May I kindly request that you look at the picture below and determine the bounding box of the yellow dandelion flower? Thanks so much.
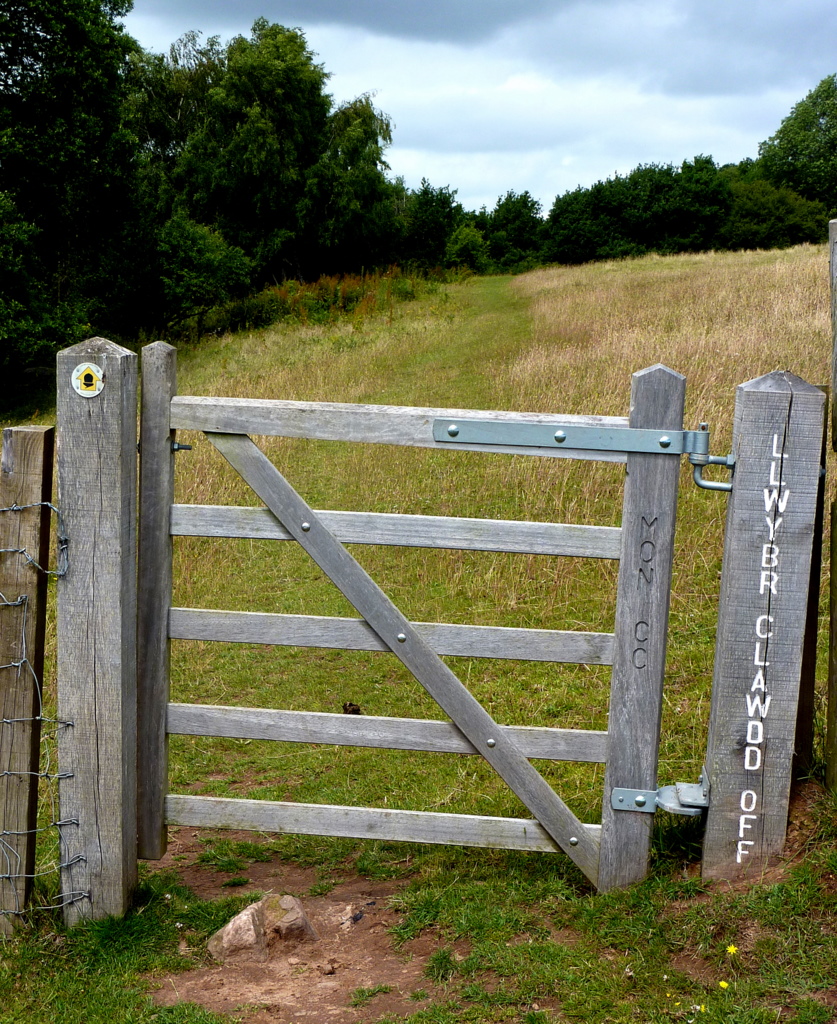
[726,944,738,955]
[719,980,729,990]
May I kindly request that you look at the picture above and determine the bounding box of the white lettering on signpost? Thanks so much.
[735,433,789,863]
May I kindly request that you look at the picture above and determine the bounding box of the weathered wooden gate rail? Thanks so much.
[50,336,826,923]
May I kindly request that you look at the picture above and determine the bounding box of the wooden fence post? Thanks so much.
[137,342,177,860]
[827,219,837,793]
[0,427,54,935]
[57,338,138,924]
[597,364,685,891]
[702,371,825,880]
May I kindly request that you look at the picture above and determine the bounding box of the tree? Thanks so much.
[542,157,732,264]
[445,224,489,272]
[0,0,140,388]
[171,19,332,281]
[716,176,827,250]
[400,179,463,269]
[485,190,543,270]
[300,94,398,274]
[759,74,837,214]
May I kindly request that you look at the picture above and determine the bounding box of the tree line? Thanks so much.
[2,0,836,407]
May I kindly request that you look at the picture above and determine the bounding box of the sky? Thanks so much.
[122,0,837,213]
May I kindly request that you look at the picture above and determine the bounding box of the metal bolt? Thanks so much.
[301,522,311,532]
[554,430,567,443]
[569,836,578,847]
[396,633,407,643]
[617,795,625,804]
[447,424,459,437]
[486,738,496,748]
[634,794,647,807]
[658,436,672,449]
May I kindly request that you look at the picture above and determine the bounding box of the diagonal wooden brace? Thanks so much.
[208,432,600,884]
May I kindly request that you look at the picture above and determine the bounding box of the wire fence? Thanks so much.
[0,501,87,924]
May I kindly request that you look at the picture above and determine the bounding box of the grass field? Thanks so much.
[2,245,837,1023]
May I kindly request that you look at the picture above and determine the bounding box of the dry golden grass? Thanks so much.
[507,246,830,430]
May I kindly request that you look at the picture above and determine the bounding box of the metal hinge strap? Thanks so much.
[433,419,711,456]
[611,770,710,817]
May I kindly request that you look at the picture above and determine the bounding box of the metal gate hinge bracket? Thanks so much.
[612,769,710,817]
[432,417,733,492]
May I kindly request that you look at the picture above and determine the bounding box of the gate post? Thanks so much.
[137,342,177,860]
[598,364,685,891]
[0,427,54,934]
[57,338,138,923]
[702,371,825,880]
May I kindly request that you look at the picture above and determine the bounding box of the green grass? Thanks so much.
[5,248,837,1022]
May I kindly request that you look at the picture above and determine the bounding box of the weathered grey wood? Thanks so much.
[0,427,53,935]
[208,432,601,883]
[168,703,610,761]
[794,396,826,777]
[829,498,837,793]
[169,608,615,665]
[137,342,177,860]
[597,365,685,891]
[702,372,825,880]
[830,220,837,448]
[828,219,837,791]
[172,397,629,462]
[57,339,138,924]
[166,794,601,853]
[171,505,622,559]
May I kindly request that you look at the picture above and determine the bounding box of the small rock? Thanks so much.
[318,961,336,975]
[207,902,267,962]
[264,893,319,943]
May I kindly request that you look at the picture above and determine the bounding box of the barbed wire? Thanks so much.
[0,500,88,924]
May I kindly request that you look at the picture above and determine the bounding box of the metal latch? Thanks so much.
[432,418,734,491]
[611,769,710,817]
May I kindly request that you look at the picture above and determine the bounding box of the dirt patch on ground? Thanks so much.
[147,828,455,1022]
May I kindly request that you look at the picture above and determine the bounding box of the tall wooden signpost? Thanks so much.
[702,371,825,879]
[56,339,138,924]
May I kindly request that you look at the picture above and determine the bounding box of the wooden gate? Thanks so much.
[133,342,685,893]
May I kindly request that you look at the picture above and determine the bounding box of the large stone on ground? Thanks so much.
[207,894,318,962]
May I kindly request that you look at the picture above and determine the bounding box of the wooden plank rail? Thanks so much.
[170,505,622,558]
[171,397,630,462]
[166,793,602,854]
[169,609,615,664]
[167,703,610,761]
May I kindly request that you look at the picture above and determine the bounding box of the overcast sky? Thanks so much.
[122,1,836,213]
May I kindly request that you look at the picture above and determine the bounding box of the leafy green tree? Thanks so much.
[716,176,827,250]
[445,224,489,272]
[0,0,140,387]
[543,157,732,264]
[157,213,251,334]
[301,94,398,274]
[485,190,544,270]
[401,179,463,269]
[170,19,332,280]
[759,74,837,214]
